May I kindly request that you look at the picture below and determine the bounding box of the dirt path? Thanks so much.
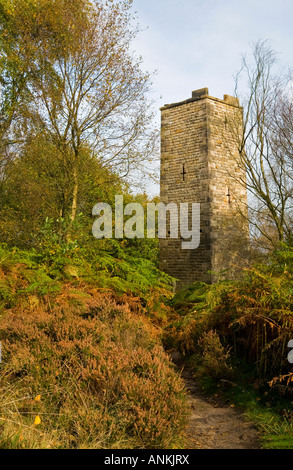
[180,367,260,449]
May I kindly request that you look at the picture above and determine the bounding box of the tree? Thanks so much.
[0,0,30,169]
[232,40,293,250]
[0,0,157,222]
[0,132,124,247]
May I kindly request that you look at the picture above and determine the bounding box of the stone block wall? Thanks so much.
[159,88,249,288]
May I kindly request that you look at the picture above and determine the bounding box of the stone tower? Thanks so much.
[159,88,249,288]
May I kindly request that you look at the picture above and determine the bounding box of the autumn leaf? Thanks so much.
[34,415,41,426]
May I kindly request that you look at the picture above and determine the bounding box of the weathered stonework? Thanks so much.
[159,88,249,288]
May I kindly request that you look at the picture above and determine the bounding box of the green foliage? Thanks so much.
[0,134,124,248]
[195,330,234,380]
[167,282,210,315]
[209,370,293,449]
[165,250,293,381]
[0,236,173,313]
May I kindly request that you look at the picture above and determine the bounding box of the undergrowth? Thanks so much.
[162,244,293,449]
[0,242,187,449]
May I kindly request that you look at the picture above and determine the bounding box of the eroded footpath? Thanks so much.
[181,368,260,449]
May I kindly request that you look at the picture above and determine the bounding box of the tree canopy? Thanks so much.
[0,0,156,243]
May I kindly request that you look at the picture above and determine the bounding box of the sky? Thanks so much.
[132,0,293,110]
[130,0,293,195]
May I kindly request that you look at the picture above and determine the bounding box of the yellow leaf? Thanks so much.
[34,415,41,426]
[34,395,41,402]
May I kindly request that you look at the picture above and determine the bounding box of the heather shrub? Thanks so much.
[0,290,187,449]
[196,330,234,380]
